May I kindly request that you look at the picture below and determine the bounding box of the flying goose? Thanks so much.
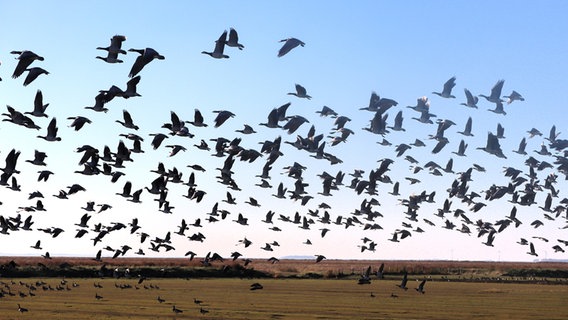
[277,37,305,57]
[11,50,44,78]
[128,47,165,77]
[432,76,456,98]
[202,30,229,59]
[226,27,244,50]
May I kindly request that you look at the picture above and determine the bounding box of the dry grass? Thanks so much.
[1,277,568,319]
[2,256,567,277]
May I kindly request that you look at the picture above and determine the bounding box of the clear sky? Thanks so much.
[0,1,567,262]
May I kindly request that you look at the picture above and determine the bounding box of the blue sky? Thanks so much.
[0,1,567,262]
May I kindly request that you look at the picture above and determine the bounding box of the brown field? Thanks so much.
[1,277,568,319]
[1,257,568,319]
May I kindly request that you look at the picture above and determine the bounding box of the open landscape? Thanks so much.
[2,2,568,319]
[1,257,568,319]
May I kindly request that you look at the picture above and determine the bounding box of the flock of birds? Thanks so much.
[0,28,567,276]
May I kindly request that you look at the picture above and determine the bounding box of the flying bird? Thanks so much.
[128,48,165,77]
[11,50,44,79]
[202,30,229,59]
[277,37,305,57]
[226,28,244,50]
[432,76,456,98]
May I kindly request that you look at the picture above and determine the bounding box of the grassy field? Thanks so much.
[1,277,568,319]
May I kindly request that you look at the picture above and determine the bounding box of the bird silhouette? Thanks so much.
[277,37,305,57]
[128,48,165,78]
[202,30,229,59]
[226,28,244,50]
[432,76,456,98]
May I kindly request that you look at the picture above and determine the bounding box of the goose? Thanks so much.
[149,133,169,149]
[123,76,142,98]
[18,304,29,313]
[212,110,235,127]
[415,279,426,293]
[360,91,398,113]
[68,183,86,194]
[396,272,408,290]
[115,109,139,130]
[388,110,405,131]
[483,231,496,246]
[452,140,468,157]
[527,128,542,138]
[75,212,94,228]
[316,105,338,117]
[245,197,260,207]
[202,30,229,59]
[496,123,505,139]
[23,67,49,86]
[488,100,506,115]
[116,181,132,198]
[477,132,506,158]
[96,51,123,63]
[236,124,256,134]
[96,35,127,55]
[460,88,479,108]
[357,266,372,284]
[188,109,207,127]
[432,76,456,98]
[480,79,505,104]
[25,90,49,117]
[315,255,326,263]
[67,116,92,131]
[37,117,61,141]
[30,240,42,250]
[26,150,48,166]
[226,27,244,50]
[259,108,282,129]
[457,116,474,136]
[84,92,108,113]
[250,282,263,290]
[545,125,560,143]
[165,145,187,157]
[128,48,165,77]
[283,115,309,134]
[288,84,311,99]
[37,170,53,182]
[277,37,305,57]
[11,50,44,78]
[3,105,41,129]
[527,242,538,256]
[503,90,524,104]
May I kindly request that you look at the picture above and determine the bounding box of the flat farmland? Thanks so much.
[1,278,568,319]
[1,258,568,319]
